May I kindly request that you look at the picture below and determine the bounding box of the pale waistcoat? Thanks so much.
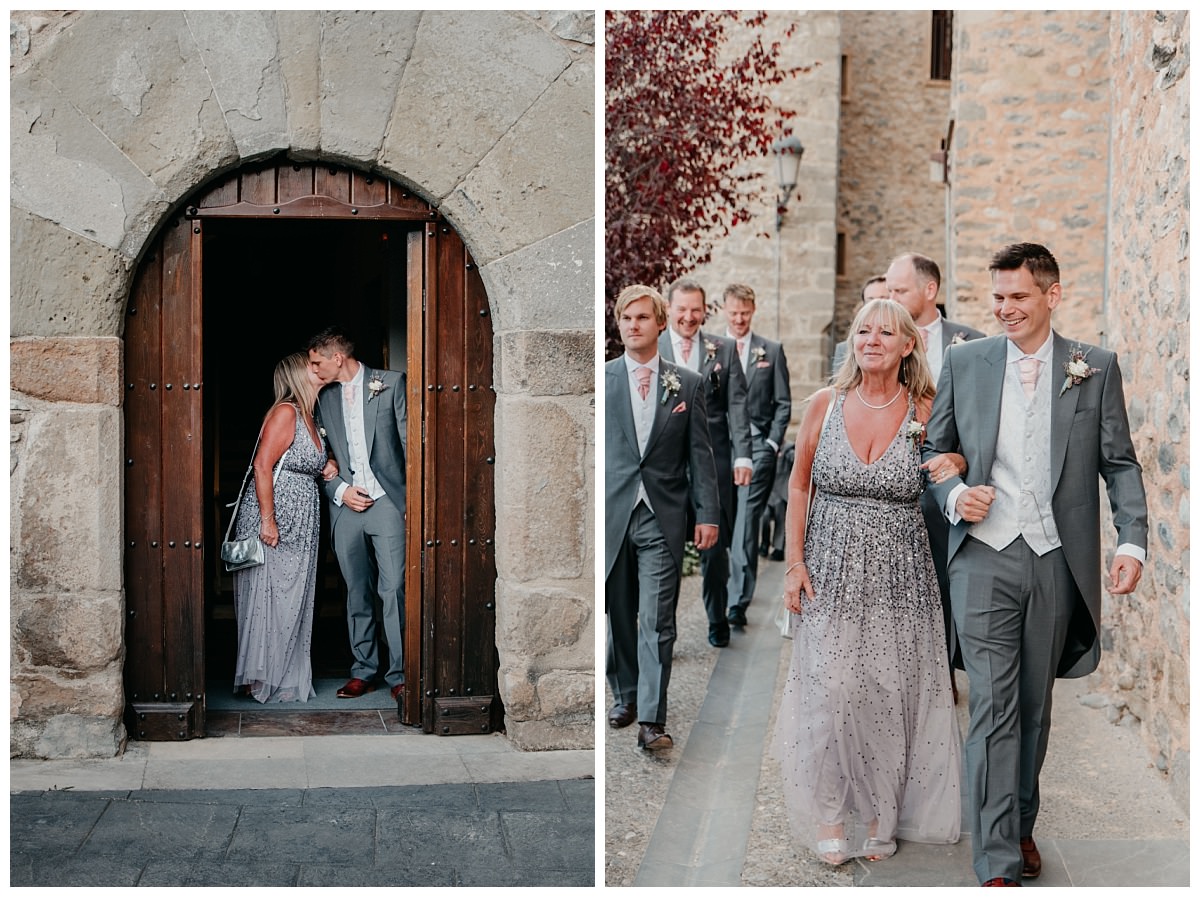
[341,366,385,501]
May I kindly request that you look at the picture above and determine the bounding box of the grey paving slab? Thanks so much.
[226,805,378,865]
[375,809,510,868]
[134,786,306,806]
[10,793,110,854]
[301,782,479,811]
[10,852,145,887]
[1055,838,1190,887]
[476,778,567,811]
[559,776,595,811]
[77,799,241,860]
[456,861,595,887]
[297,862,455,886]
[500,809,595,870]
[138,858,302,887]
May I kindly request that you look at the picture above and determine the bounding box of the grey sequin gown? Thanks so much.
[233,405,325,703]
[775,392,961,858]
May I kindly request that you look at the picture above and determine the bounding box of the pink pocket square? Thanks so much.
[672,401,687,414]
[755,360,771,368]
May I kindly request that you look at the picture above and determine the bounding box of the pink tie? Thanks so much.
[680,336,693,363]
[346,382,358,407]
[920,325,932,350]
[635,366,652,401]
[737,339,745,356]
[1018,356,1041,398]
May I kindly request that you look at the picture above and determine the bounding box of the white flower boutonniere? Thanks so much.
[951,331,969,346]
[319,426,327,438]
[905,419,926,448]
[704,339,718,363]
[751,346,767,364]
[660,368,682,405]
[1059,346,1100,397]
[367,375,387,401]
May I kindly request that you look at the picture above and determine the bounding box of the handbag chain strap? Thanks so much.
[223,408,295,544]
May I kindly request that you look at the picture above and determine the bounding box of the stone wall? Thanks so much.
[1097,10,1190,811]
[690,10,841,423]
[835,11,950,347]
[948,11,1112,337]
[10,9,595,757]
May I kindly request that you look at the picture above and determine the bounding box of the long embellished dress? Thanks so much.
[233,405,325,703]
[775,392,961,859]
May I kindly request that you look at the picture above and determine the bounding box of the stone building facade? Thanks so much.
[10,10,595,758]
[693,10,1189,807]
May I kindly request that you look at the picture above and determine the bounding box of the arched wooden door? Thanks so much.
[123,159,499,738]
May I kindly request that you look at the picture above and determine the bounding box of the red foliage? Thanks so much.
[605,10,808,357]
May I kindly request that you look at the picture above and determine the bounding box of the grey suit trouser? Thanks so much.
[330,492,406,688]
[606,502,679,726]
[727,434,777,613]
[950,535,1074,884]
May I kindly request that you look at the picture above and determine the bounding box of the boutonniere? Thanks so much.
[367,375,387,401]
[751,346,767,364]
[319,426,327,438]
[1059,346,1100,397]
[951,331,968,346]
[704,339,718,363]
[905,419,926,448]
[660,368,682,405]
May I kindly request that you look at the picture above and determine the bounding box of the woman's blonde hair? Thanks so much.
[830,298,936,402]
[272,352,319,419]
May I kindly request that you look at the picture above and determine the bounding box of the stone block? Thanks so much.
[10,210,134,339]
[186,11,289,158]
[13,591,124,672]
[11,713,125,760]
[478,219,594,330]
[10,70,168,259]
[379,10,572,200]
[444,54,593,261]
[27,10,239,205]
[318,10,421,163]
[495,581,591,660]
[13,405,122,592]
[495,330,593,397]
[11,664,125,721]
[11,337,122,405]
[275,11,322,153]
[504,716,592,752]
[533,669,594,718]
[492,396,588,581]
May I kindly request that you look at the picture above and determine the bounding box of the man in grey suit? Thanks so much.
[923,243,1148,886]
[606,285,719,750]
[888,252,987,697]
[308,327,407,707]
[659,278,752,648]
[720,283,792,627]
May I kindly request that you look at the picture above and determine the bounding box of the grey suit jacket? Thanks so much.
[604,357,719,581]
[922,332,1148,677]
[738,332,792,449]
[833,317,984,375]
[659,329,751,532]
[316,366,408,534]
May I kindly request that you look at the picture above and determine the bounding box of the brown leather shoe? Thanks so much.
[981,878,1020,886]
[637,723,673,751]
[608,702,637,729]
[1020,836,1041,878]
[336,678,376,698]
[390,683,404,701]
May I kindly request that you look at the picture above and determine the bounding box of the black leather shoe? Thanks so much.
[637,723,673,750]
[727,606,748,627]
[770,549,785,561]
[608,702,637,729]
[708,625,729,647]
[758,543,770,557]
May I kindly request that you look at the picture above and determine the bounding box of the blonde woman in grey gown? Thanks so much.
[776,299,964,865]
[233,352,336,703]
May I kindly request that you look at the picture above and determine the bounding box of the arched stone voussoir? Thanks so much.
[378,9,574,202]
[27,10,240,211]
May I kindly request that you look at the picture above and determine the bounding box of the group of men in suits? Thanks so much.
[605,278,791,750]
[606,242,1148,888]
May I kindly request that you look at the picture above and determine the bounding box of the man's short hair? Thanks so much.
[666,277,706,304]
[614,284,668,327]
[860,275,887,302]
[989,242,1060,293]
[898,252,941,291]
[307,326,355,358]
[723,283,756,306]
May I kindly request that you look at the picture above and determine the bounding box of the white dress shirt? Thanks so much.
[921,320,945,382]
[334,364,385,506]
[623,352,659,511]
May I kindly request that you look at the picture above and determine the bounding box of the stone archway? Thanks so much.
[10,9,595,758]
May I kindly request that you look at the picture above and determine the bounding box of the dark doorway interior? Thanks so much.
[201,218,414,695]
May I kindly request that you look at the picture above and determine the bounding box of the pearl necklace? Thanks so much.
[855,384,904,410]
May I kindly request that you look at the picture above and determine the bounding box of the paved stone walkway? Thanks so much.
[606,558,1189,887]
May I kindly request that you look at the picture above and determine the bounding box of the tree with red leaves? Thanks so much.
[605,10,806,357]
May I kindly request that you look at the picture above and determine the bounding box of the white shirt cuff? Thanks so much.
[945,483,969,524]
[733,458,753,470]
[766,438,779,453]
[334,482,349,506]
[1115,543,1147,564]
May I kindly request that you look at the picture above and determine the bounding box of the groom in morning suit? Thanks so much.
[308,327,408,708]
[659,277,752,648]
[922,243,1147,886]
[606,285,720,750]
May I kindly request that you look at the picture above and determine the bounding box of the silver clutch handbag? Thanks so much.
[221,426,288,574]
